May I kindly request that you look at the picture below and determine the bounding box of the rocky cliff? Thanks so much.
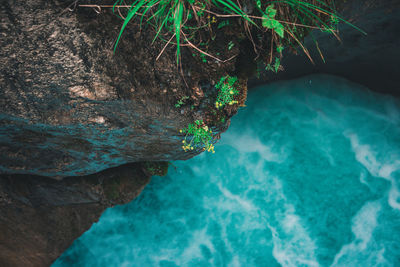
[0,0,241,178]
[1,0,399,266]
[0,0,244,265]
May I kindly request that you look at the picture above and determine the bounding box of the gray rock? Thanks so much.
[0,163,151,266]
[0,0,233,178]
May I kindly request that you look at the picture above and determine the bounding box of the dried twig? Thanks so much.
[156,34,176,61]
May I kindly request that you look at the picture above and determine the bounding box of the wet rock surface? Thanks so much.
[250,0,400,96]
[0,163,151,266]
[0,0,239,178]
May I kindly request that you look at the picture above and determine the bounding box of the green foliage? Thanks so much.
[330,14,339,26]
[215,75,239,109]
[174,2,184,63]
[142,161,169,176]
[262,4,284,38]
[266,57,281,73]
[217,20,230,29]
[180,120,214,153]
[200,53,207,63]
[276,45,284,53]
[192,51,208,62]
[112,0,365,73]
[113,0,255,63]
[109,0,358,75]
[321,14,340,33]
[228,41,235,50]
[175,96,189,108]
[107,0,367,155]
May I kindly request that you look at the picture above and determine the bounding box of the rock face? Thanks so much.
[0,1,243,265]
[0,163,151,266]
[0,0,239,178]
[250,0,400,96]
[1,0,398,266]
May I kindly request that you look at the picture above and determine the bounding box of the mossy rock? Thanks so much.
[141,161,169,177]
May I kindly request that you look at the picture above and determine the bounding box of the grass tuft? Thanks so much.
[111,0,364,66]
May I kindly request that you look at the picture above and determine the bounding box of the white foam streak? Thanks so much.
[267,178,320,267]
[347,133,400,210]
[222,132,285,163]
[217,183,257,212]
[181,228,214,262]
[331,200,382,267]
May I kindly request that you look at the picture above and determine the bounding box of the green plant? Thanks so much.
[142,161,169,176]
[266,57,281,73]
[215,75,239,109]
[217,20,230,29]
[277,45,284,54]
[321,14,339,33]
[175,95,189,108]
[113,0,254,63]
[111,0,365,66]
[180,120,214,153]
[200,53,208,63]
[262,4,285,37]
[228,41,235,50]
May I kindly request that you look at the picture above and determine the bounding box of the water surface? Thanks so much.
[54,75,400,266]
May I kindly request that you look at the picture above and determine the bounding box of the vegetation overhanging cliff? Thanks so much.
[2,0,398,266]
[0,0,348,178]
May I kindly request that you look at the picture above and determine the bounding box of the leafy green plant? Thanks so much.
[256,0,365,64]
[321,14,339,33]
[262,4,285,38]
[175,96,189,108]
[200,53,208,63]
[217,20,230,29]
[266,57,281,73]
[113,0,254,63]
[277,45,284,54]
[109,0,366,87]
[111,0,365,66]
[180,120,214,153]
[215,75,239,109]
[228,41,235,50]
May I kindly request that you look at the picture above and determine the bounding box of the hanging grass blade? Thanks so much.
[174,1,184,63]
[112,0,125,19]
[114,0,146,53]
[293,0,367,35]
[267,0,366,35]
[139,0,159,29]
[152,9,172,43]
[213,0,256,26]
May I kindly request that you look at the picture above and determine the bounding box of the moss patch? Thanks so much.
[141,161,169,177]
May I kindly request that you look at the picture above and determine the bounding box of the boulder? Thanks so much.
[0,0,237,178]
[0,163,151,266]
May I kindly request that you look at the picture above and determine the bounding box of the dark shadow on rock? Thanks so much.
[249,0,400,96]
[0,162,151,266]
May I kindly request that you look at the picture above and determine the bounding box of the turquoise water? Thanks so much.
[54,75,400,266]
